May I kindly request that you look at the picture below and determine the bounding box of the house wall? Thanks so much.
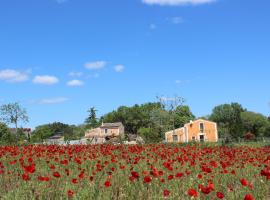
[165,119,218,143]
[185,120,218,142]
[165,128,185,143]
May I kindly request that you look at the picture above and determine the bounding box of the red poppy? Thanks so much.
[104,180,111,187]
[240,178,249,186]
[168,175,174,180]
[216,192,225,199]
[144,176,151,184]
[188,188,198,198]
[24,164,35,174]
[131,171,139,179]
[38,176,50,182]
[244,194,255,200]
[67,190,74,198]
[53,172,61,178]
[163,189,170,197]
[72,178,78,184]
[22,173,30,181]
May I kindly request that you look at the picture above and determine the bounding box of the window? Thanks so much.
[104,129,108,134]
[173,135,178,142]
[192,136,196,142]
[200,135,205,142]
[199,123,204,133]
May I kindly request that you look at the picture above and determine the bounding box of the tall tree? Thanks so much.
[241,111,268,137]
[157,95,185,131]
[0,102,29,141]
[85,107,99,129]
[174,105,196,128]
[210,103,245,138]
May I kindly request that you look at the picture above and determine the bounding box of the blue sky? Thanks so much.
[0,0,270,128]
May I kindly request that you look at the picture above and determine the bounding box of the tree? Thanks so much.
[209,103,245,138]
[174,105,196,128]
[85,107,99,129]
[0,102,29,141]
[0,122,16,144]
[241,111,268,137]
[157,95,185,131]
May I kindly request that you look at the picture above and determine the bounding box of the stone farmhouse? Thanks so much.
[85,122,125,144]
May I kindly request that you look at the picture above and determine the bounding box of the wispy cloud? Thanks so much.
[169,17,184,24]
[142,0,216,6]
[0,69,29,83]
[114,65,125,73]
[67,79,84,87]
[33,75,59,85]
[38,97,69,105]
[175,80,191,85]
[68,71,83,77]
[85,61,107,70]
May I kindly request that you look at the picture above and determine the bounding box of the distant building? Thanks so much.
[165,119,218,143]
[46,134,65,144]
[85,122,125,144]
[9,128,32,139]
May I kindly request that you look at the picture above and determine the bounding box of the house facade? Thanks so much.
[46,134,65,144]
[165,119,218,143]
[85,122,125,144]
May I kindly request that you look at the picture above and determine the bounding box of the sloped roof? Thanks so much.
[101,122,123,128]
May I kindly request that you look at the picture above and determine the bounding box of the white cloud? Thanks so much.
[85,61,107,70]
[33,75,59,85]
[170,17,184,24]
[68,71,83,77]
[67,79,84,87]
[0,69,29,83]
[142,0,216,6]
[39,97,69,104]
[175,80,191,85]
[114,65,125,73]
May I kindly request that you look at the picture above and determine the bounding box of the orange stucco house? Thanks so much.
[165,119,218,143]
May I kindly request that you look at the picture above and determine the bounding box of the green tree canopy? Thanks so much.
[209,103,245,138]
[241,111,269,137]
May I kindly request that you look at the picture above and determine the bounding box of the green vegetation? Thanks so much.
[0,99,270,144]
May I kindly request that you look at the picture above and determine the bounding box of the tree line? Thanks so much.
[0,100,270,144]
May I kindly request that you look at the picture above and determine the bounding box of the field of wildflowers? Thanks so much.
[0,144,269,199]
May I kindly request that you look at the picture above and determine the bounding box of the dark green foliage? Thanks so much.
[0,122,16,144]
[101,102,195,142]
[31,122,86,142]
[85,107,100,129]
[210,103,245,138]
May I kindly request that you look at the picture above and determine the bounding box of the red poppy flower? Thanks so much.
[240,178,249,186]
[22,173,30,181]
[216,192,225,199]
[244,194,254,200]
[104,180,111,187]
[188,188,198,197]
[24,164,35,174]
[144,176,151,184]
[53,172,61,178]
[168,175,174,180]
[72,178,78,184]
[67,190,74,198]
[163,189,170,197]
[131,171,139,179]
[38,176,50,182]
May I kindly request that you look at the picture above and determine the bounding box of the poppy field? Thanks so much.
[0,144,269,200]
